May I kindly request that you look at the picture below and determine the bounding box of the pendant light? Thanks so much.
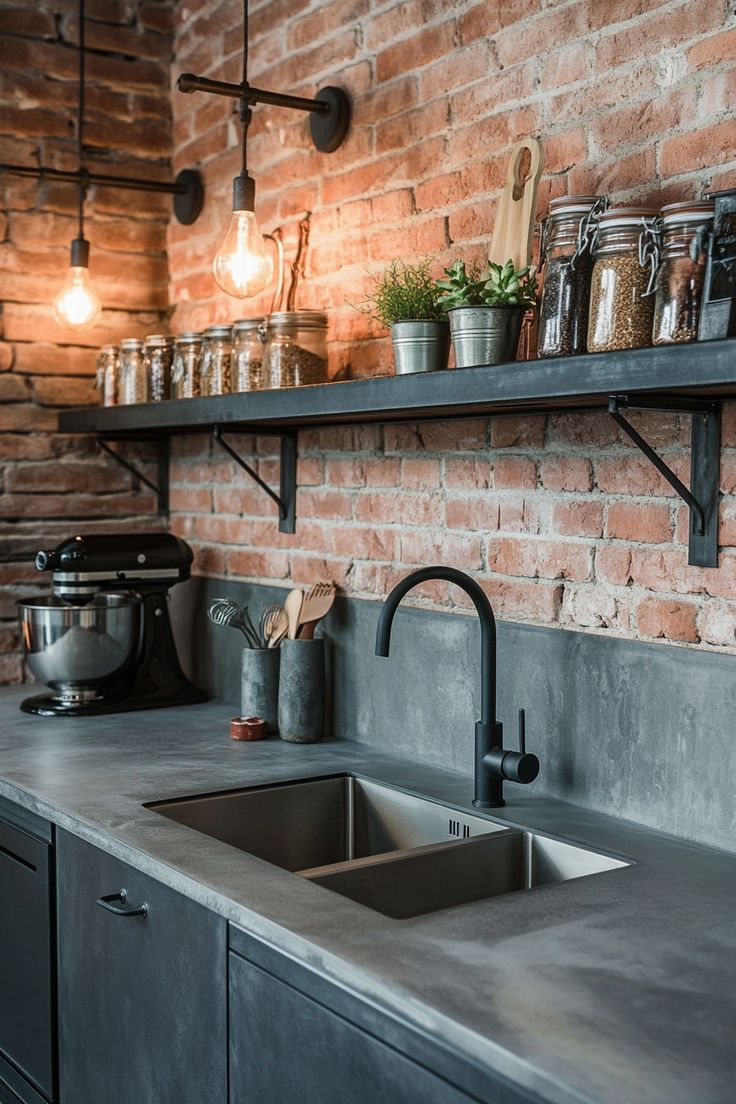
[177,0,352,301]
[212,4,272,299]
[52,0,101,332]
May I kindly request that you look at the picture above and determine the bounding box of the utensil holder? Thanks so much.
[241,647,280,734]
[278,638,325,744]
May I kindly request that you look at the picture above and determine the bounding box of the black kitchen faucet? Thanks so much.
[375,566,540,808]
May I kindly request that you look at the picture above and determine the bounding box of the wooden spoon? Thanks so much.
[297,582,335,639]
[284,588,304,641]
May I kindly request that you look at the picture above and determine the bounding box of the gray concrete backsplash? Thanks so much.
[172,576,736,853]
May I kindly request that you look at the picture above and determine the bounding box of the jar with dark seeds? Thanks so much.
[538,195,606,359]
[652,200,714,346]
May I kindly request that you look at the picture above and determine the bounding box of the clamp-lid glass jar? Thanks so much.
[587,207,659,353]
[118,338,147,405]
[538,195,607,358]
[95,344,119,407]
[264,311,328,388]
[171,332,203,399]
[232,317,267,392]
[200,325,233,396]
[652,200,714,346]
[144,333,174,402]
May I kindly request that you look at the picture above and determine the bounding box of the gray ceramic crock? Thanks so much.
[277,638,325,744]
[448,306,524,367]
[390,320,450,374]
[241,647,280,734]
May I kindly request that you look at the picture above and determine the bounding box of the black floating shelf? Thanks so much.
[59,339,736,437]
[58,341,735,563]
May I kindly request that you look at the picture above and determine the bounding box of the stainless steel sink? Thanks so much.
[147,774,505,872]
[304,830,629,918]
[148,773,630,918]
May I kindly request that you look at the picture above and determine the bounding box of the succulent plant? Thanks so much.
[351,259,446,327]
[436,258,538,311]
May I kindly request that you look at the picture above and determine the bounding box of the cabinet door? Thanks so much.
[57,830,226,1104]
[229,952,477,1104]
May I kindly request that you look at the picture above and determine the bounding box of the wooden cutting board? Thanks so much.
[488,138,545,270]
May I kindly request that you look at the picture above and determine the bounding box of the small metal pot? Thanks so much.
[448,307,524,368]
[390,320,450,375]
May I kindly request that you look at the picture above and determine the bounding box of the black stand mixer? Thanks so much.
[18,533,207,717]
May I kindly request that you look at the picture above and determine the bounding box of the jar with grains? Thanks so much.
[587,207,659,353]
[199,325,233,396]
[537,195,608,358]
[264,311,328,388]
[171,332,203,399]
[232,317,267,392]
[652,200,714,346]
[118,338,147,405]
[144,334,175,402]
[95,345,119,407]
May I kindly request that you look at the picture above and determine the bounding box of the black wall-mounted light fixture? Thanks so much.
[177,0,351,300]
[0,0,204,329]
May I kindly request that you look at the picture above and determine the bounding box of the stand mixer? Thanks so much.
[18,533,207,716]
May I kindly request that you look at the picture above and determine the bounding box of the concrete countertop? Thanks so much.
[0,686,733,1104]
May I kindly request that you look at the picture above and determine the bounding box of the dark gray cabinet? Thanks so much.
[229,952,477,1104]
[56,830,227,1104]
[0,798,55,1104]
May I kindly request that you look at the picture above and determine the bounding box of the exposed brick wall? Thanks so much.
[168,0,736,652]
[0,0,172,682]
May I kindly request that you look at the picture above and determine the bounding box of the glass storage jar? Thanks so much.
[537,195,607,358]
[264,311,328,388]
[171,332,203,399]
[587,207,659,353]
[232,317,267,392]
[144,334,175,402]
[95,344,119,407]
[652,200,714,345]
[199,325,233,396]
[118,338,147,404]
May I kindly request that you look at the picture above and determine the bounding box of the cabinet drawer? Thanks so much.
[57,830,227,1104]
[0,815,54,1103]
[229,952,478,1104]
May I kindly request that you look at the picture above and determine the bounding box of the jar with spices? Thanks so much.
[95,344,119,407]
[538,195,608,358]
[587,207,659,353]
[652,200,714,345]
[199,325,233,396]
[232,318,268,392]
[264,311,328,388]
[171,332,203,399]
[144,334,175,402]
[118,338,147,405]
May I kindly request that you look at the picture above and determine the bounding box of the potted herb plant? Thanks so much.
[436,258,538,367]
[354,259,450,374]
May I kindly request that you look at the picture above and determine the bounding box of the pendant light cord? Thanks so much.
[76,0,86,241]
[240,0,251,176]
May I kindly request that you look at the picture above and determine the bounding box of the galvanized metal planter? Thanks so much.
[390,320,450,375]
[448,306,524,368]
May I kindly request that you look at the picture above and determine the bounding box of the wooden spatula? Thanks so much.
[488,139,545,271]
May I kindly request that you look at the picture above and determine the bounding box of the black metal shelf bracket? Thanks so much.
[97,437,169,517]
[213,426,296,534]
[608,394,721,568]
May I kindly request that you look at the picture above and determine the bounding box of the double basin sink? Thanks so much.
[148,775,629,919]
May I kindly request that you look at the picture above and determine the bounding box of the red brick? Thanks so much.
[606,502,673,544]
[553,501,604,539]
[540,458,593,493]
[637,598,699,644]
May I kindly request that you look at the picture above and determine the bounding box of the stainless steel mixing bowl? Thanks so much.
[18,593,141,698]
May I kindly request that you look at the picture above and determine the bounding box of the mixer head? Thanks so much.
[34,533,194,602]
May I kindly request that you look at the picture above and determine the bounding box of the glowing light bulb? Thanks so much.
[52,238,101,332]
[213,208,273,299]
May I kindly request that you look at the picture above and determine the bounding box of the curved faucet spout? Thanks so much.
[375,565,539,808]
[374,565,497,727]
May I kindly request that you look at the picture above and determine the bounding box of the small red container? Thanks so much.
[230,716,267,741]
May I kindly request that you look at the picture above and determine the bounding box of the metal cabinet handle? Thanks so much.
[96,889,148,918]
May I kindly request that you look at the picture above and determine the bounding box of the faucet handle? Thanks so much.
[501,708,539,785]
